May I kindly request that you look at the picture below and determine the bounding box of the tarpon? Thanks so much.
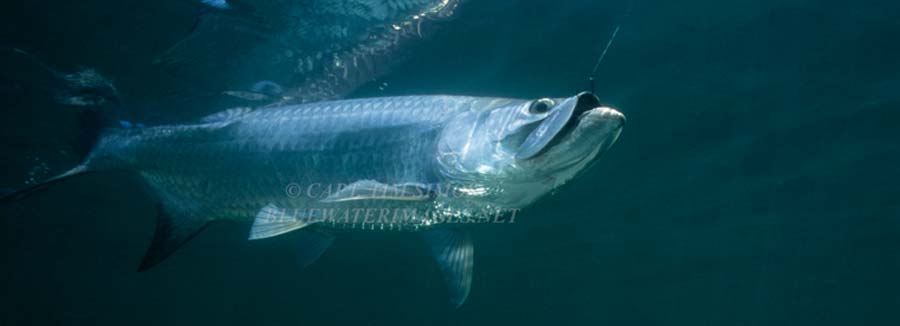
[3,92,625,306]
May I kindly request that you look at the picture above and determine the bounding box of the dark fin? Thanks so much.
[1,166,90,204]
[423,228,474,308]
[1,48,118,190]
[289,229,335,269]
[137,199,211,271]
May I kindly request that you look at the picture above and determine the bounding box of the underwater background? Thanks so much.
[2,0,899,325]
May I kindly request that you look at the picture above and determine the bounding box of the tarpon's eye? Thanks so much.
[529,98,554,114]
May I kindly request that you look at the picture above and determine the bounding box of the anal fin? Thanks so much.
[138,203,211,271]
[424,228,474,308]
[248,204,316,240]
[249,205,333,268]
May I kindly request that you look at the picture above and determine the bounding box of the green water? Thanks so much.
[2,0,899,325]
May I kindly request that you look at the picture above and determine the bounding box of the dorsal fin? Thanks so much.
[199,107,252,124]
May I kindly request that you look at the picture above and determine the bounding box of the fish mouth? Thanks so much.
[547,105,625,170]
[571,93,626,128]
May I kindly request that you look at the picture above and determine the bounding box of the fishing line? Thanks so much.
[587,0,633,94]
[589,25,621,94]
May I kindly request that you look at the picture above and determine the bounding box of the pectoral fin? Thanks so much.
[424,228,474,308]
[248,204,316,240]
[320,180,433,203]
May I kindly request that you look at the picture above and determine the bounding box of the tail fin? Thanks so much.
[1,48,119,202]
[0,166,92,203]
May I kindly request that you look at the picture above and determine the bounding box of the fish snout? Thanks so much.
[581,106,626,127]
